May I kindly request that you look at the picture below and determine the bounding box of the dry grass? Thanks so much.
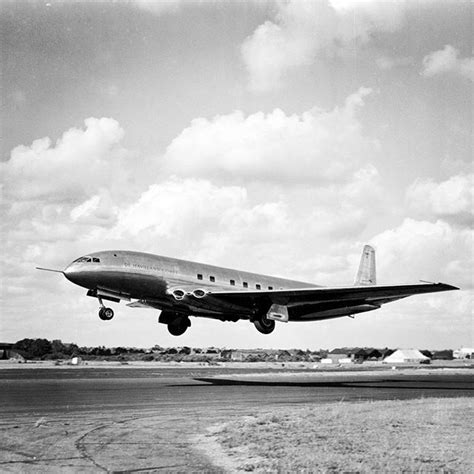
[208,398,473,473]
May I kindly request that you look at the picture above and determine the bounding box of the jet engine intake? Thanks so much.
[170,289,186,300]
[192,288,208,298]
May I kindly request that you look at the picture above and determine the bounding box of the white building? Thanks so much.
[383,349,429,364]
[453,348,474,359]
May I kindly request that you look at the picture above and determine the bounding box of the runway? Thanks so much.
[1,367,472,472]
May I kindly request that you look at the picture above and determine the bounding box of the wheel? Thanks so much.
[254,315,275,334]
[99,307,114,321]
[167,317,190,336]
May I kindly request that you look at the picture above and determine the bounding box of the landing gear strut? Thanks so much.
[253,314,275,334]
[98,298,114,321]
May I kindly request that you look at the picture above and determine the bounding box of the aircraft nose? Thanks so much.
[63,263,80,284]
[64,262,95,288]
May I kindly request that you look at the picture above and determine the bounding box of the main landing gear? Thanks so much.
[159,311,191,336]
[98,298,114,321]
[253,314,275,334]
[167,318,190,336]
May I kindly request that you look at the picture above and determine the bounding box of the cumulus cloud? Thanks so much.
[241,0,408,91]
[406,173,473,226]
[164,87,377,183]
[1,118,132,202]
[111,178,248,240]
[2,94,470,346]
[421,45,474,80]
[372,218,472,288]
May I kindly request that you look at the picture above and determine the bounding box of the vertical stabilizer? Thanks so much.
[355,245,376,286]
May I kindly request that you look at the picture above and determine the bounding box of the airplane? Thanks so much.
[37,245,458,336]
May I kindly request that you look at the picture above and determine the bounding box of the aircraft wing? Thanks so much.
[207,282,458,308]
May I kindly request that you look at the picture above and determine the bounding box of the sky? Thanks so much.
[1,0,472,350]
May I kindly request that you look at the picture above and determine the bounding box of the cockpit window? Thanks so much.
[73,256,99,263]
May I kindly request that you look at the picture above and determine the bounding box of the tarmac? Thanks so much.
[1,364,472,472]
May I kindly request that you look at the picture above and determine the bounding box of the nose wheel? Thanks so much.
[99,306,114,321]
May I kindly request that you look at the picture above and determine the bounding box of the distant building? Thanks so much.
[227,349,270,361]
[70,356,83,365]
[0,343,14,359]
[328,348,351,362]
[453,348,474,359]
[220,349,233,360]
[380,348,395,360]
[383,349,430,364]
[347,348,383,362]
[275,350,292,361]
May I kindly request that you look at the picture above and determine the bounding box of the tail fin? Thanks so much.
[355,245,376,286]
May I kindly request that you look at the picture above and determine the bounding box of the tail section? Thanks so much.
[355,245,376,286]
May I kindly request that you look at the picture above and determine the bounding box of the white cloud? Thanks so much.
[371,218,472,288]
[421,45,474,80]
[70,191,119,226]
[1,118,132,202]
[241,0,408,92]
[376,55,413,70]
[2,98,471,348]
[111,178,248,240]
[164,87,378,183]
[131,0,183,15]
[407,173,473,226]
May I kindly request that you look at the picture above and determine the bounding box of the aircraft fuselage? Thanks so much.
[38,247,457,336]
[64,250,315,319]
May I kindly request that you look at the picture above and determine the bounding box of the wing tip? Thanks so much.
[438,282,460,291]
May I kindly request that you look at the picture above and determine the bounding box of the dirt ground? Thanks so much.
[197,397,473,473]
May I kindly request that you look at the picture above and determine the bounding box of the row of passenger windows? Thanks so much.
[74,256,101,263]
[197,273,273,290]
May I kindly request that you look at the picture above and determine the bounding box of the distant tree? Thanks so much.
[14,338,52,359]
[114,347,128,355]
[51,340,68,358]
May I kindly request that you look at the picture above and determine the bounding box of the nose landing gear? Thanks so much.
[98,298,114,321]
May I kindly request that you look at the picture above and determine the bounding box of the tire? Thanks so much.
[167,317,190,336]
[254,315,275,334]
[99,307,114,321]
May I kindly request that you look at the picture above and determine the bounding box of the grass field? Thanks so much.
[200,398,473,473]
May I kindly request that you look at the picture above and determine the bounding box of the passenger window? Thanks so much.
[243,282,248,288]
[86,258,92,262]
[268,286,273,290]
[210,276,215,282]
[256,284,261,290]
[230,279,235,286]
[92,258,100,263]
[197,274,203,280]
